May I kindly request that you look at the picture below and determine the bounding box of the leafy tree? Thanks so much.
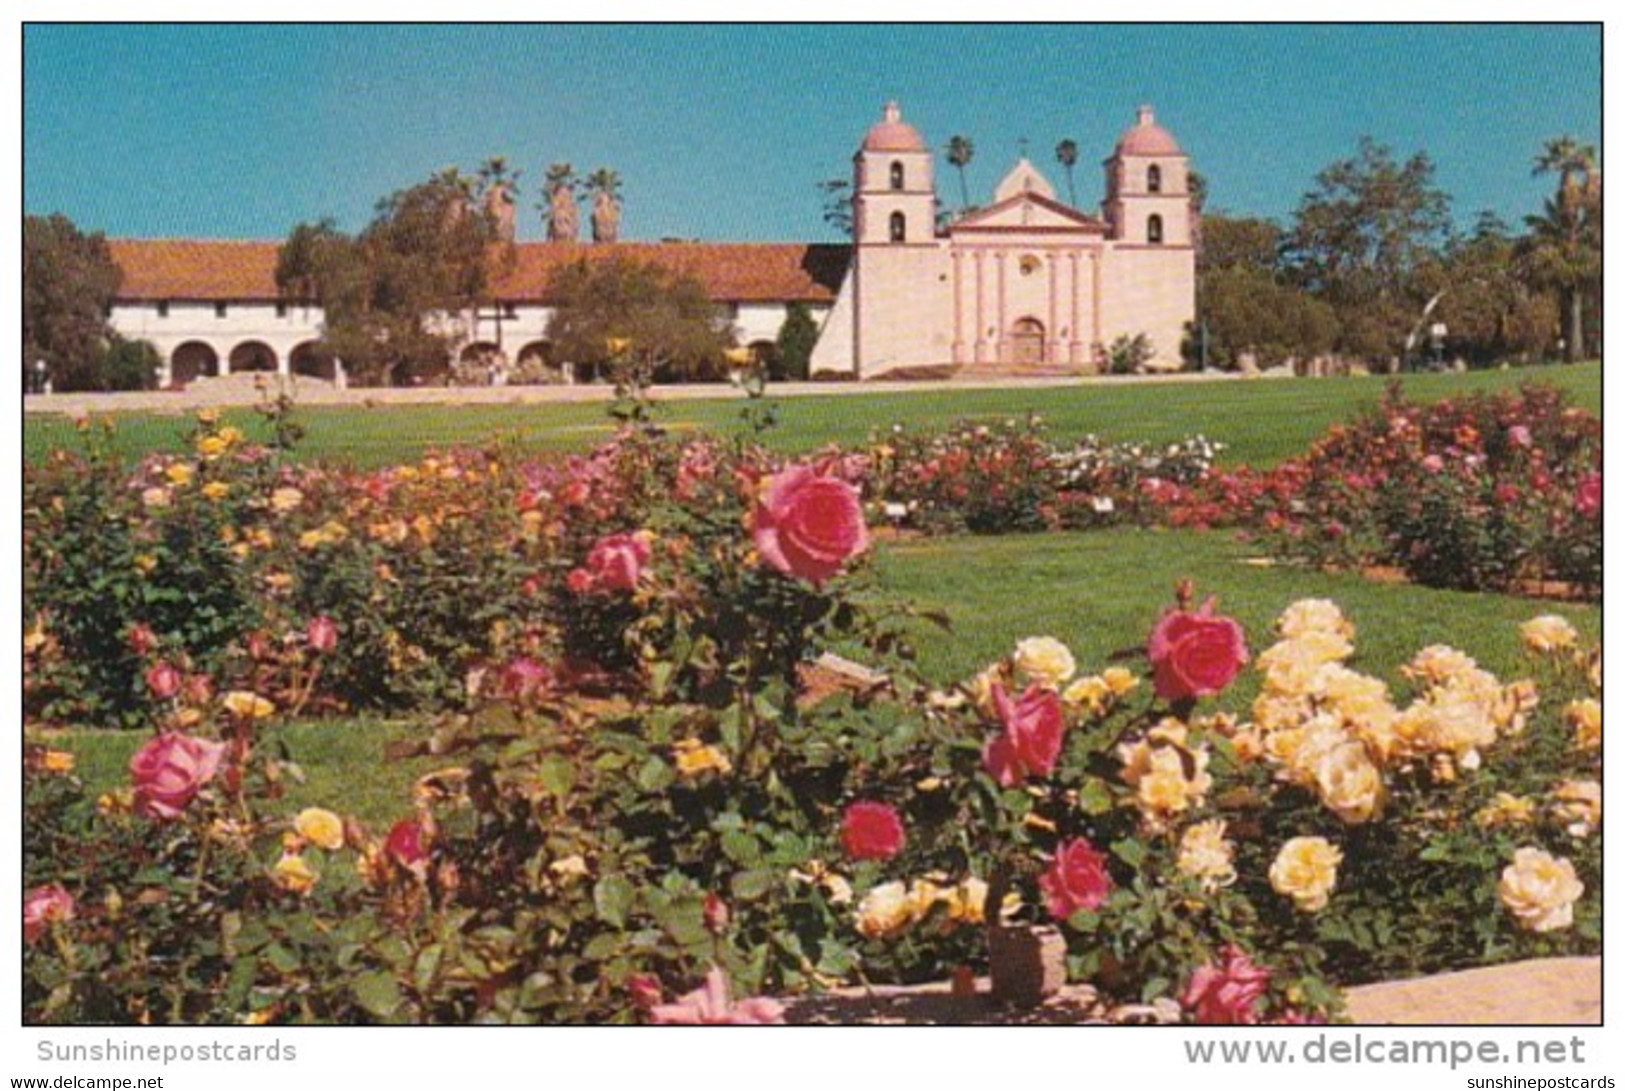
[23,213,122,392]
[1190,267,1340,371]
[543,257,734,383]
[816,178,852,235]
[1199,214,1284,274]
[1054,139,1079,206]
[774,302,820,381]
[98,337,163,391]
[1522,136,1600,361]
[1284,137,1452,362]
[275,166,509,385]
[946,135,975,211]
[1417,213,1557,366]
[1105,332,1155,375]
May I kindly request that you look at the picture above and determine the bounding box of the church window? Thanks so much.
[1147,214,1164,245]
[889,211,906,243]
[215,302,229,318]
[890,161,905,190]
[1147,164,1163,193]
[157,301,169,318]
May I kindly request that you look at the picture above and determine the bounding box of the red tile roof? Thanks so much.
[108,239,851,305]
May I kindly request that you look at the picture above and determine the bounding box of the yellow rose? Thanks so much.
[1062,675,1111,715]
[855,880,913,939]
[1550,780,1601,839]
[223,691,276,720]
[271,853,319,896]
[270,486,304,514]
[673,740,732,778]
[1176,819,1237,891]
[202,481,231,502]
[1258,633,1351,697]
[195,434,228,459]
[1277,599,1354,642]
[1403,645,1479,689]
[1474,791,1536,830]
[196,408,221,427]
[141,487,172,510]
[943,878,990,925]
[133,554,158,575]
[1520,615,1579,655]
[293,808,345,851]
[1118,721,1211,826]
[165,463,196,488]
[217,426,245,447]
[1101,667,1139,697]
[1498,847,1583,932]
[905,879,946,923]
[41,750,76,774]
[1012,636,1076,690]
[1269,836,1342,912]
[1565,698,1601,751]
[1311,741,1385,825]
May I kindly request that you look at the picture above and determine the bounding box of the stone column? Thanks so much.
[1068,253,1083,365]
[1047,254,1059,364]
[973,252,986,363]
[1089,252,1103,371]
[951,251,965,364]
[995,251,1008,363]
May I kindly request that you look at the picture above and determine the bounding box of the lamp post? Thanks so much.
[1429,322,1448,371]
[32,359,48,395]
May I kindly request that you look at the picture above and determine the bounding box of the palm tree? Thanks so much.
[586,168,624,244]
[1528,136,1600,360]
[540,163,579,242]
[1054,139,1078,206]
[946,135,975,212]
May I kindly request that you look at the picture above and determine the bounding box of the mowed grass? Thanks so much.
[46,528,1597,828]
[23,362,1600,471]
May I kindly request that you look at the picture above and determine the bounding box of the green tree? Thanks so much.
[1285,137,1452,363]
[275,167,505,386]
[544,257,734,383]
[946,135,975,211]
[774,302,820,381]
[1190,266,1340,371]
[1414,213,1557,366]
[1054,139,1078,206]
[98,337,163,391]
[23,213,123,392]
[1523,136,1600,361]
[1199,214,1284,274]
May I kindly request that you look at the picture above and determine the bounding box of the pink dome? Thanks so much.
[1116,105,1182,157]
[863,101,925,153]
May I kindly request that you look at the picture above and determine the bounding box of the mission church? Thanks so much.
[104,103,1195,386]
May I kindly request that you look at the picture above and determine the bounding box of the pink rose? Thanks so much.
[1421,454,1445,474]
[1147,597,1248,703]
[23,884,76,945]
[627,974,664,1011]
[497,656,553,703]
[703,892,731,934]
[839,801,907,862]
[1577,472,1601,517]
[648,964,786,1025]
[145,660,182,701]
[583,532,653,593]
[752,465,870,587]
[982,684,1065,787]
[306,615,338,654]
[129,732,226,820]
[1039,837,1114,921]
[1508,425,1533,449]
[1181,946,1272,1025]
[127,624,157,656]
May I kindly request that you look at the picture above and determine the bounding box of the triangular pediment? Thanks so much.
[950,192,1104,234]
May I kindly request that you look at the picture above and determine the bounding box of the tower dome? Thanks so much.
[1115,104,1182,157]
[862,100,926,153]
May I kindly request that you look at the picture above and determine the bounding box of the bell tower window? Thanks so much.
[1147,214,1164,245]
[890,161,905,190]
[889,211,907,243]
[1147,164,1162,193]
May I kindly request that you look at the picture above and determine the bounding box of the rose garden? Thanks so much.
[21,369,1601,1025]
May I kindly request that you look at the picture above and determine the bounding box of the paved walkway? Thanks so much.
[24,368,1286,417]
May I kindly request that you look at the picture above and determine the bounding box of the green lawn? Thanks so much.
[45,527,1597,828]
[23,362,1600,471]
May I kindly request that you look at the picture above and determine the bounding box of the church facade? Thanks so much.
[811,103,1196,377]
[99,102,1193,387]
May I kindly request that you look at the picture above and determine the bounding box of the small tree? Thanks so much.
[775,302,819,381]
[99,338,163,391]
[1105,333,1155,375]
[544,257,734,383]
[23,213,122,392]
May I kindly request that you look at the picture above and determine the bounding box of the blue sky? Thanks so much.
[24,24,1600,243]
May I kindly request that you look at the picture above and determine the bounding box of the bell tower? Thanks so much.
[1102,105,1191,247]
[852,101,936,247]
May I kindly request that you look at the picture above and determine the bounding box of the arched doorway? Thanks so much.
[457,341,507,385]
[289,341,339,382]
[169,342,220,387]
[229,341,278,374]
[514,340,557,383]
[1009,318,1046,365]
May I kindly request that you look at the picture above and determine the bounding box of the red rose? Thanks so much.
[1181,946,1272,1025]
[127,624,157,656]
[1577,472,1601,517]
[703,892,731,934]
[981,684,1065,787]
[306,615,338,654]
[1147,597,1248,702]
[839,801,907,861]
[145,660,182,701]
[752,465,869,587]
[1039,837,1114,921]
[23,884,75,945]
[129,731,226,820]
[384,817,430,877]
[583,532,653,593]
[627,974,664,1011]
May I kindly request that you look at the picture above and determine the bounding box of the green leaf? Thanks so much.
[720,829,760,866]
[353,971,405,1019]
[729,869,778,901]
[635,756,673,793]
[1111,838,1146,868]
[1076,780,1114,816]
[593,874,634,929]
[537,757,575,798]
